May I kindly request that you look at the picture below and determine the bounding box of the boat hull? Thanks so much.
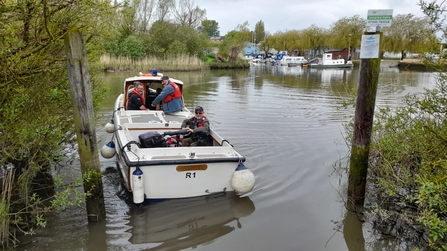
[115,148,241,200]
[309,64,353,68]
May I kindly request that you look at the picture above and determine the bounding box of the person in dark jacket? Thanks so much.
[181,106,210,146]
[127,82,147,110]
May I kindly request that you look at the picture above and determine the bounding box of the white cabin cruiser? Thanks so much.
[278,56,308,66]
[308,53,353,68]
[101,72,255,204]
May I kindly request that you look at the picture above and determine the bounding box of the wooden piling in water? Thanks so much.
[348,32,382,206]
[65,31,105,222]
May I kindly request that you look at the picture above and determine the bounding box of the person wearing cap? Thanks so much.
[151,75,184,114]
[127,81,147,110]
[181,106,210,146]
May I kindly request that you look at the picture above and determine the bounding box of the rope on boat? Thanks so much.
[121,140,140,152]
[221,139,233,147]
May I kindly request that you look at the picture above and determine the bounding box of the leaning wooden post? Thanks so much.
[65,31,105,222]
[348,30,382,206]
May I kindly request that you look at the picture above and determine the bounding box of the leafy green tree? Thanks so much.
[329,15,366,55]
[145,21,178,55]
[271,30,304,55]
[145,21,206,57]
[199,19,220,37]
[259,35,275,55]
[254,20,266,43]
[301,24,329,58]
[381,14,434,59]
[0,0,111,247]
[117,35,147,58]
[218,29,250,62]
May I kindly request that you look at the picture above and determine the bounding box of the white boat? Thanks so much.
[308,53,353,68]
[277,56,308,66]
[101,72,255,203]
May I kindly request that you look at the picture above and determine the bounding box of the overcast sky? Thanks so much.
[194,0,426,35]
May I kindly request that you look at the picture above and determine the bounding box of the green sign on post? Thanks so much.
[367,9,393,27]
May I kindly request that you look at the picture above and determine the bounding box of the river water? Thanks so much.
[16,64,435,251]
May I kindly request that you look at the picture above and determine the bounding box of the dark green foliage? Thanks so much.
[107,35,146,58]
[368,71,447,249]
[198,19,220,37]
[143,21,206,57]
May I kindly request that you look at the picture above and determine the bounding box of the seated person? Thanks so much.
[127,82,147,110]
[181,106,210,146]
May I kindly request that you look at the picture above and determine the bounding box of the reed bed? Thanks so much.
[0,168,15,248]
[97,54,210,72]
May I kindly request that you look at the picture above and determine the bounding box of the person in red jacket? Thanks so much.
[151,76,184,114]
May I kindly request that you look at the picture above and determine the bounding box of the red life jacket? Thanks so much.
[197,116,207,128]
[127,88,145,108]
[163,81,182,103]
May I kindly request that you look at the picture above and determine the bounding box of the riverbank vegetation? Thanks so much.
[0,0,110,248]
[363,69,447,250]
[99,54,209,72]
[340,2,447,250]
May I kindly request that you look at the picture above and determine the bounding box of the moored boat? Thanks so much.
[308,53,353,68]
[101,71,256,204]
[277,56,308,66]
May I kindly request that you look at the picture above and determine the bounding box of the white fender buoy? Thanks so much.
[231,162,255,194]
[100,141,116,158]
[132,167,144,204]
[105,121,115,133]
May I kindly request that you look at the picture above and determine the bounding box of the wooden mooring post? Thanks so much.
[348,31,382,207]
[65,31,105,222]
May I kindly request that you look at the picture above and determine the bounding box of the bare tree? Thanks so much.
[156,0,174,22]
[135,0,157,33]
[172,0,206,29]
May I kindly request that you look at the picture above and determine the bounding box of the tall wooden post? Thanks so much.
[348,31,382,206]
[65,31,105,222]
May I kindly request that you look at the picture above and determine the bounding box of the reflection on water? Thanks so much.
[128,193,254,250]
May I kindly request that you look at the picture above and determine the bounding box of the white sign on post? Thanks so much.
[367,9,393,27]
[360,34,380,59]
